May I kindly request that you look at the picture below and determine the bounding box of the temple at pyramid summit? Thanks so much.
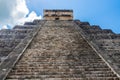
[0,9,120,80]
[43,9,73,20]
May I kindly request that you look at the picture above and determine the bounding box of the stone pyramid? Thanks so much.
[0,10,120,80]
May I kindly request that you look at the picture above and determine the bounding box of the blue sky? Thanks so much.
[26,0,120,33]
[0,0,120,33]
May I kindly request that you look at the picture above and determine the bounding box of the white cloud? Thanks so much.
[1,25,8,29]
[17,11,42,25]
[0,0,41,29]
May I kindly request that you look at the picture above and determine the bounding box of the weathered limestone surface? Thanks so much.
[75,20,120,76]
[0,23,39,64]
[0,20,46,80]
[6,21,119,80]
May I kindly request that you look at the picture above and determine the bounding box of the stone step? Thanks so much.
[18,59,104,63]
[6,77,120,80]
[6,75,120,80]
[24,22,36,25]
[7,74,119,79]
[16,61,105,66]
[0,29,32,33]
[14,64,109,69]
[13,25,36,29]
[0,35,26,39]
[7,74,84,79]
[12,67,99,71]
[85,74,117,77]
[11,66,112,71]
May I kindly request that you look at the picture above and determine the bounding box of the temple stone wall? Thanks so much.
[44,16,73,20]
[43,10,73,20]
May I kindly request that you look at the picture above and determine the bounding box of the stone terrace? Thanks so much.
[75,20,120,76]
[0,20,45,79]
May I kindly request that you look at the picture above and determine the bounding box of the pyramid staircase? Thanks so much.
[75,20,120,75]
[0,20,120,80]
